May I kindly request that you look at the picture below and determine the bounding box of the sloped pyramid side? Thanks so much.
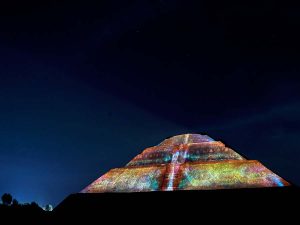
[81,134,290,193]
[126,141,245,167]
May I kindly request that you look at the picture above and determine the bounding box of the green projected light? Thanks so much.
[81,134,290,193]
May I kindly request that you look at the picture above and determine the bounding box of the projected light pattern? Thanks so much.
[166,151,180,190]
[127,140,244,167]
[82,166,166,193]
[178,160,289,190]
[82,134,290,193]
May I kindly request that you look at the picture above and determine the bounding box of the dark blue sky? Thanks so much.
[0,0,300,206]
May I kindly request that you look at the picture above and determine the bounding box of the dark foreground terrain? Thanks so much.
[55,187,299,223]
[1,187,299,224]
[0,203,51,224]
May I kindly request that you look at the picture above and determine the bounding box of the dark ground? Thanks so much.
[46,187,300,223]
[1,187,299,224]
[0,204,51,224]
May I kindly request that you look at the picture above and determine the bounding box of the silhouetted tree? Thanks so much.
[12,199,19,206]
[1,193,12,206]
[30,201,39,209]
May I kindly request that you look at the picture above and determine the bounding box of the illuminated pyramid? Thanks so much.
[82,134,290,193]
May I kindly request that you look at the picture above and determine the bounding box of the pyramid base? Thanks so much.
[54,187,298,222]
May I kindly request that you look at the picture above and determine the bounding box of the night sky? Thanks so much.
[0,0,299,206]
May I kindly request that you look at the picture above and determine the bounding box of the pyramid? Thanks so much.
[81,134,290,193]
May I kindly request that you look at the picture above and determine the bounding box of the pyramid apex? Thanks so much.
[159,133,215,146]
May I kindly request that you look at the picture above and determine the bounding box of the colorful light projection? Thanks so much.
[82,134,290,193]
